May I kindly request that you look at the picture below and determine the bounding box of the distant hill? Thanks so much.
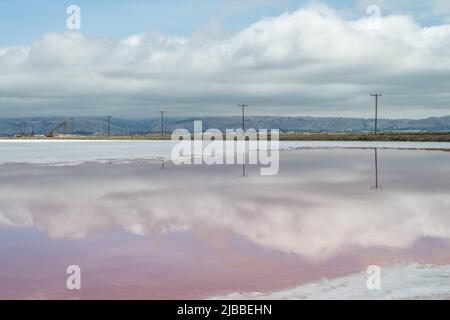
[0,115,449,136]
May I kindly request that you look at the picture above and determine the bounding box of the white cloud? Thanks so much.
[0,3,450,117]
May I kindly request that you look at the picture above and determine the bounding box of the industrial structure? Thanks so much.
[45,119,73,138]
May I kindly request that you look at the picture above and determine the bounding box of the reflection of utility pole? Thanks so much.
[159,111,167,138]
[370,93,382,135]
[238,104,248,131]
[371,148,381,190]
[239,164,248,178]
[107,116,112,136]
[237,104,249,178]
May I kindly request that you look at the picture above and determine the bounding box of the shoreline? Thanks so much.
[2,132,450,142]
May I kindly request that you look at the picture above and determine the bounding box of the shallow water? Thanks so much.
[0,140,449,165]
[0,143,449,299]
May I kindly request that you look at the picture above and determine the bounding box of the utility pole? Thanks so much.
[238,104,248,131]
[107,116,112,136]
[370,93,382,135]
[20,122,27,136]
[159,111,167,138]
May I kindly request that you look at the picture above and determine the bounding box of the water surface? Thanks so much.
[0,142,449,299]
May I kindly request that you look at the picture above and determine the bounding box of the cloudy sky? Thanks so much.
[0,0,449,118]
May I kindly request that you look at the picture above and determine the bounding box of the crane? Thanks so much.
[45,119,73,138]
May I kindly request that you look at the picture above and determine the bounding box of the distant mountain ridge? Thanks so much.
[0,115,449,136]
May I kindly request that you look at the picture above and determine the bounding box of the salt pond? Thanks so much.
[0,141,449,299]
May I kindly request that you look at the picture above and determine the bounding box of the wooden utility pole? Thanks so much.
[370,93,382,135]
[107,116,112,136]
[159,111,167,137]
[238,104,248,131]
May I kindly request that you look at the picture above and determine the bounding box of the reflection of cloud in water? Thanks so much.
[0,149,449,262]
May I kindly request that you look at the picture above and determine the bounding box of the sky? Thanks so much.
[0,0,449,118]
